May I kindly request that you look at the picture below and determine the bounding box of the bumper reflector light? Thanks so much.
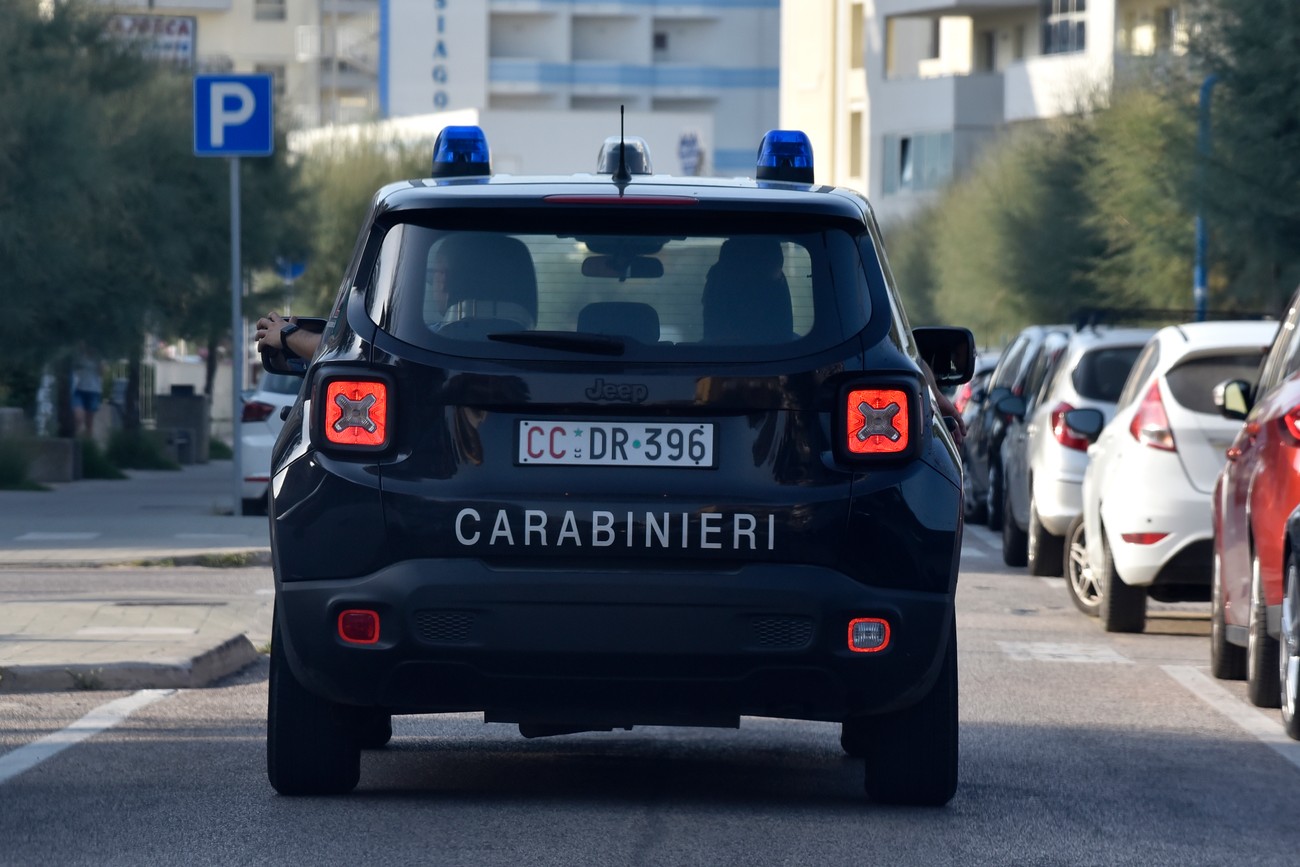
[848,617,891,653]
[338,610,380,644]
[1121,532,1169,545]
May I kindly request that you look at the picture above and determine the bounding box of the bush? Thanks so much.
[208,438,233,460]
[80,438,126,479]
[0,438,46,490]
[107,429,180,470]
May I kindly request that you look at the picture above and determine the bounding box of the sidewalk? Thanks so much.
[0,461,272,693]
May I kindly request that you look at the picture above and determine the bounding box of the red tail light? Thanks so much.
[1051,401,1090,451]
[845,387,911,455]
[953,382,974,415]
[1129,381,1176,451]
[1121,532,1169,545]
[1282,406,1300,443]
[241,400,276,423]
[323,380,389,448]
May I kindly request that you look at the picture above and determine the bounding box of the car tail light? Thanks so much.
[953,382,974,415]
[1051,401,1091,451]
[1282,406,1300,444]
[1121,532,1169,545]
[845,387,912,456]
[1129,381,1176,451]
[322,379,390,449]
[241,400,276,423]
[338,609,380,644]
[847,617,891,653]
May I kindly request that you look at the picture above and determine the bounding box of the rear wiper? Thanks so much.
[488,330,626,356]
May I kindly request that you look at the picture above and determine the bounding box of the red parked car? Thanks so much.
[1211,285,1300,731]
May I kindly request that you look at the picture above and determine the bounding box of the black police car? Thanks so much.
[262,125,974,805]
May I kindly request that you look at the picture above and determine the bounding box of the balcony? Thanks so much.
[874,71,1003,135]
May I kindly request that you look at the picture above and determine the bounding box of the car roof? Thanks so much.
[1153,320,1279,355]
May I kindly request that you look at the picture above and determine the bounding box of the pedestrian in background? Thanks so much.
[70,344,104,439]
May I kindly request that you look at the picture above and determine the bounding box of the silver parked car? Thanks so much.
[240,372,303,515]
[997,326,1155,586]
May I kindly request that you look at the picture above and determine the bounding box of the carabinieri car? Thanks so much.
[261,125,974,805]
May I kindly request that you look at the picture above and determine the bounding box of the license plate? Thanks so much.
[517,421,715,468]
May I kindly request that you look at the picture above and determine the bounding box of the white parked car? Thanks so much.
[1068,321,1278,632]
[240,372,302,515]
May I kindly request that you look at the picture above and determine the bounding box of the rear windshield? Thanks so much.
[1072,346,1143,402]
[1165,354,1264,414]
[366,221,873,360]
[257,373,303,396]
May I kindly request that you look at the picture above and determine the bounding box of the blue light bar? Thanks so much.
[755,130,814,184]
[431,126,491,178]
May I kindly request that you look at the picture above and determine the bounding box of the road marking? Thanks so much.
[1163,665,1300,771]
[1039,577,1065,588]
[0,689,174,786]
[998,641,1133,664]
[962,549,990,560]
[15,532,99,541]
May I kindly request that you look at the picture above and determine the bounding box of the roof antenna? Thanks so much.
[612,104,632,187]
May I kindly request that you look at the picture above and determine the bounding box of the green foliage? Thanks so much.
[880,206,940,326]
[208,438,233,460]
[107,429,180,471]
[0,439,44,490]
[80,438,126,479]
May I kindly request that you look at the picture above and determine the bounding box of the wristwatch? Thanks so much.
[279,322,301,360]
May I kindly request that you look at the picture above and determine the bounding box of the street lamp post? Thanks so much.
[1194,73,1219,323]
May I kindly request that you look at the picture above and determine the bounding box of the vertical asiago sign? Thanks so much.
[384,0,488,118]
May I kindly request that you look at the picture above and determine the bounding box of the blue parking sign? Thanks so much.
[193,74,274,157]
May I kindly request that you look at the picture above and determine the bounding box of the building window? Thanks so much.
[850,3,865,70]
[255,63,285,104]
[255,0,286,22]
[1155,7,1176,51]
[882,132,953,195]
[976,30,996,71]
[1041,0,1085,55]
[850,111,862,178]
[653,32,668,52]
[927,19,940,60]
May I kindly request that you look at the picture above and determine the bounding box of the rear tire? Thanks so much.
[267,616,361,795]
[986,463,1003,532]
[357,711,394,750]
[1064,516,1101,617]
[1027,498,1064,577]
[861,617,959,806]
[1280,552,1300,739]
[1098,530,1146,633]
[1210,551,1246,680]
[1247,553,1281,708]
[1001,485,1028,567]
[963,479,988,526]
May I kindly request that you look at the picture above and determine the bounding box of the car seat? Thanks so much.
[437,233,538,332]
[701,237,794,344]
[577,301,661,343]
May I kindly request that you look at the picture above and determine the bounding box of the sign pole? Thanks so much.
[230,156,243,517]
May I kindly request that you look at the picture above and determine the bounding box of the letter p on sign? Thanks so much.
[193,74,274,157]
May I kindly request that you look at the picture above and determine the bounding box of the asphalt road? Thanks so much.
[2,527,1300,866]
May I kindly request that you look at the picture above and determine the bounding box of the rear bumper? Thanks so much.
[275,560,955,726]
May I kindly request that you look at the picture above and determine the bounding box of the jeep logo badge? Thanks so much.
[585,378,649,403]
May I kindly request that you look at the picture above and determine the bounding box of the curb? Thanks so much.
[0,634,261,694]
[0,550,272,570]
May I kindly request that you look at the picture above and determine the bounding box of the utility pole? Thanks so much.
[1194,73,1219,323]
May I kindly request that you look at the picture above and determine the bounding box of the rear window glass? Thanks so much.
[367,222,872,360]
[256,373,302,396]
[1165,354,1264,413]
[1072,346,1143,402]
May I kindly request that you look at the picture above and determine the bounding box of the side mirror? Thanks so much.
[1062,407,1105,442]
[1213,378,1252,421]
[581,255,664,280]
[995,394,1027,420]
[914,326,976,387]
[259,317,326,377]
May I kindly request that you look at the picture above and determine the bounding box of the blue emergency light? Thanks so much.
[432,126,491,178]
[756,130,814,184]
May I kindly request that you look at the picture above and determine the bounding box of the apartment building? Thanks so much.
[781,0,1186,226]
[97,0,779,176]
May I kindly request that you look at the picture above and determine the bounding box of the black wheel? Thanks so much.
[1064,515,1101,617]
[1280,552,1300,739]
[267,616,361,795]
[861,617,958,806]
[840,717,868,758]
[1247,553,1281,708]
[963,478,988,525]
[1001,485,1028,568]
[1027,498,1064,577]
[1210,550,1246,679]
[986,462,1004,531]
[1098,529,1146,633]
[357,710,394,750]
